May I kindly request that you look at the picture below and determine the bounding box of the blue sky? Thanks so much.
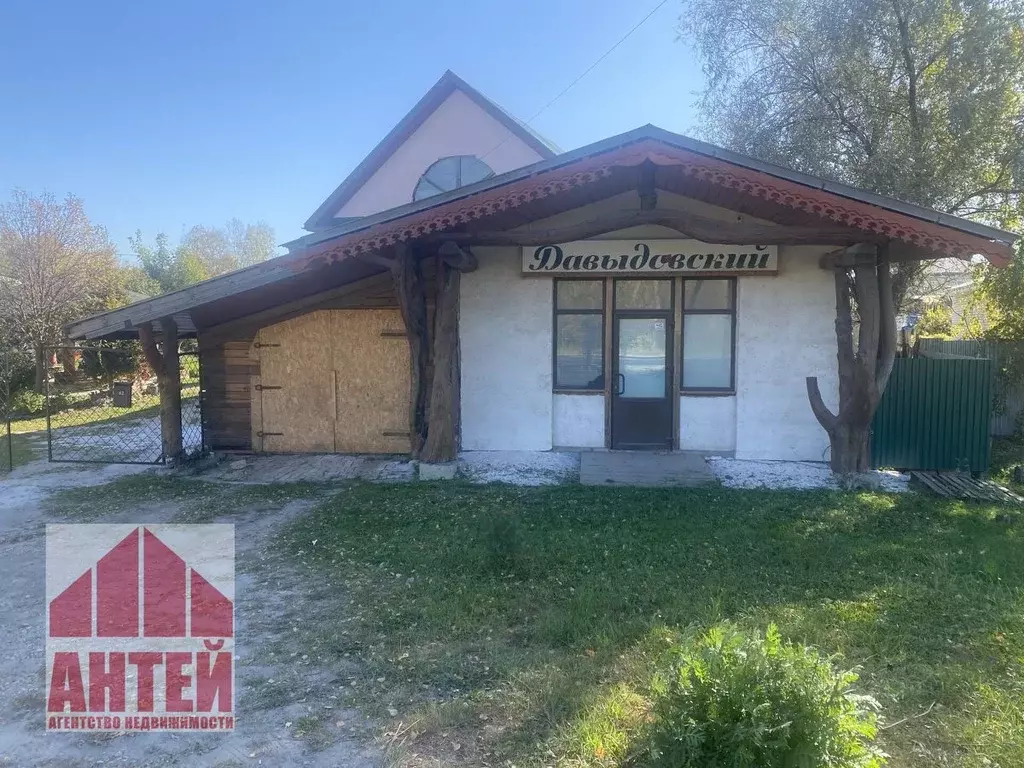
[0,1,704,255]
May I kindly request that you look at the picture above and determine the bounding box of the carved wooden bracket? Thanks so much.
[638,160,658,211]
[438,241,478,272]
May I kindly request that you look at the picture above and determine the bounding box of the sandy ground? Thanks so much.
[0,460,383,768]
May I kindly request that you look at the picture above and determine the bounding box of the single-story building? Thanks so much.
[67,71,1015,465]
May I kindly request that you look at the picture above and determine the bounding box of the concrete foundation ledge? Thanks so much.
[418,461,459,481]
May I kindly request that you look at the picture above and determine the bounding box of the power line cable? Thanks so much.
[480,0,672,163]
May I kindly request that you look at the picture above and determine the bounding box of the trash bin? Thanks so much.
[112,382,133,408]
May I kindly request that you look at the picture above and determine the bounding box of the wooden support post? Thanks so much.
[139,317,183,462]
[364,241,475,462]
[806,243,896,475]
[389,244,430,458]
[421,255,460,462]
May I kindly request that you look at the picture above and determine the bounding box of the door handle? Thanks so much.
[616,372,625,396]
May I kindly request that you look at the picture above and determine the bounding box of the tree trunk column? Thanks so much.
[422,257,460,462]
[382,241,475,463]
[140,318,183,462]
[806,243,895,475]
[390,245,430,458]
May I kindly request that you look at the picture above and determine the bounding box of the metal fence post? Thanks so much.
[44,349,53,463]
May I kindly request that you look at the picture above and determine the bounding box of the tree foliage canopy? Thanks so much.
[0,190,119,354]
[130,218,276,293]
[680,0,1024,219]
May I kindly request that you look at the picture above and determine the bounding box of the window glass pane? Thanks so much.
[556,314,604,388]
[425,156,460,190]
[615,280,672,309]
[413,178,444,201]
[684,279,733,310]
[682,314,733,388]
[556,280,603,310]
[618,317,667,398]
[459,156,494,186]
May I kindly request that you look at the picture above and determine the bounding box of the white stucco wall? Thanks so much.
[338,90,544,217]
[680,396,736,453]
[460,246,553,450]
[458,192,839,460]
[553,394,605,448]
[734,247,838,461]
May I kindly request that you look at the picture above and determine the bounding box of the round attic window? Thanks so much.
[413,155,494,201]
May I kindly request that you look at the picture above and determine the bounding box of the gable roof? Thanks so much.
[68,126,1016,341]
[302,71,560,232]
[286,125,1017,263]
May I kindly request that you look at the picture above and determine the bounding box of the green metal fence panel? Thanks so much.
[871,358,993,471]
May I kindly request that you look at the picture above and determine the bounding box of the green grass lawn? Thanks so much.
[280,483,1024,767]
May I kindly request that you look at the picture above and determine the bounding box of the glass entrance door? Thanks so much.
[612,314,673,449]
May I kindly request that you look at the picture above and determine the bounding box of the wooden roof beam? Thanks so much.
[428,209,875,248]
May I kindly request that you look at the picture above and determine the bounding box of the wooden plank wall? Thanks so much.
[200,336,259,451]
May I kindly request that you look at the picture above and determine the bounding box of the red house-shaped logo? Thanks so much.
[49,527,233,639]
[45,524,235,732]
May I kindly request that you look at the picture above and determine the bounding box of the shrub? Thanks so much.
[10,389,46,416]
[80,343,139,382]
[636,624,885,768]
[1,347,36,394]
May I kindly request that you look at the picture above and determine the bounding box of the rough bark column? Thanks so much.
[806,243,895,475]
[422,256,460,462]
[421,241,477,463]
[390,244,430,458]
[139,317,183,462]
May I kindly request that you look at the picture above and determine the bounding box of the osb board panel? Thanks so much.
[257,311,335,452]
[333,309,411,454]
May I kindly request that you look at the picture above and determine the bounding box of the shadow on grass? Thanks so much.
[279,483,1024,767]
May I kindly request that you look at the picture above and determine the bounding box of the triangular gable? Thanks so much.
[304,71,558,230]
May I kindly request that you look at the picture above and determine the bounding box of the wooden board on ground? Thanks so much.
[912,471,1024,505]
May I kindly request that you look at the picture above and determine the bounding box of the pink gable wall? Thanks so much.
[336,89,545,217]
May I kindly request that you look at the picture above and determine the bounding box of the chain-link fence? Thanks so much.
[0,346,21,474]
[44,343,203,464]
[0,362,10,475]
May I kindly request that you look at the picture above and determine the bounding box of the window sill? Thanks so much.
[553,389,605,396]
[680,390,735,397]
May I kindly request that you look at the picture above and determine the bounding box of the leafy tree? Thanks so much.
[163,250,211,292]
[974,241,1024,340]
[679,0,1024,472]
[129,230,174,287]
[915,302,954,337]
[971,241,1024,432]
[114,264,162,303]
[0,190,119,391]
[130,220,276,294]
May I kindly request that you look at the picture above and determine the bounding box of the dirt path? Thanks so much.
[0,460,383,767]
